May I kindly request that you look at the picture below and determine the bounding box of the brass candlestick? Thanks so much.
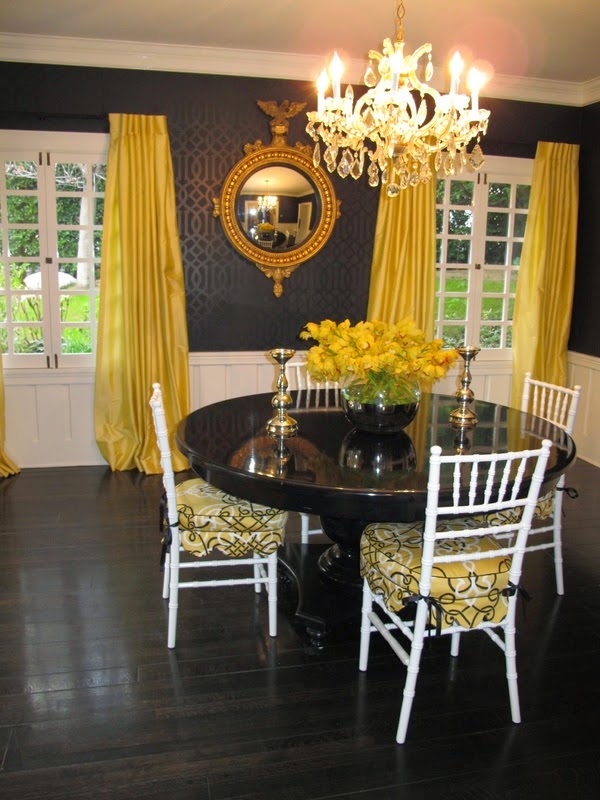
[266,348,298,437]
[450,345,481,428]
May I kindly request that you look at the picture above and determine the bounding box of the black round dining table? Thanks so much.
[176,390,575,645]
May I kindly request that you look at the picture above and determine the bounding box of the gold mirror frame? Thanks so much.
[213,101,341,297]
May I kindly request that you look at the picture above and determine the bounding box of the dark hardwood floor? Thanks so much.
[0,458,599,799]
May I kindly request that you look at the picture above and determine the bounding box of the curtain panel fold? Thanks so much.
[510,142,579,408]
[95,114,190,474]
[0,360,19,477]
[366,176,436,337]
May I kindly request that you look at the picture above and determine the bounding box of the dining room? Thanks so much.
[1,1,600,796]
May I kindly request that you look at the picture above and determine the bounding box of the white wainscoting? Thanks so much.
[4,350,599,468]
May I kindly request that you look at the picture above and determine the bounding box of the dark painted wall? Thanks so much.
[571,102,600,357]
[2,62,595,355]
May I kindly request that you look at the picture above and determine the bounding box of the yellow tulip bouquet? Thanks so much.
[299,318,459,404]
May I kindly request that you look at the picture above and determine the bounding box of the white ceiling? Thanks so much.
[1,0,599,105]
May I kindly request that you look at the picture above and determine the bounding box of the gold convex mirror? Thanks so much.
[213,100,341,297]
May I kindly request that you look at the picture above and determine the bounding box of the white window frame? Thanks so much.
[435,155,534,360]
[0,130,109,369]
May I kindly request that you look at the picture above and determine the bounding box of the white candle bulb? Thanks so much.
[449,51,464,96]
[467,68,486,114]
[329,52,344,102]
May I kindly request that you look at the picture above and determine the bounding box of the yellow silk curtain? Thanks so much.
[510,142,580,408]
[95,114,190,474]
[366,176,436,337]
[0,360,19,477]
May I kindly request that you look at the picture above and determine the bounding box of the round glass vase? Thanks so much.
[340,374,421,434]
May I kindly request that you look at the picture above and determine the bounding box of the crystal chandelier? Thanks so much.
[257,194,278,212]
[306,0,491,194]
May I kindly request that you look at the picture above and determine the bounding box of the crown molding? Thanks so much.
[1,32,598,108]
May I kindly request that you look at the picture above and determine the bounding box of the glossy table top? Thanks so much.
[176,390,575,523]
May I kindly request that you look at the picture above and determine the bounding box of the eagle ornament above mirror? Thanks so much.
[213,100,341,298]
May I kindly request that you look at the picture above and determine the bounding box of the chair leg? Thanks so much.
[359,579,373,672]
[552,489,565,595]
[396,600,428,744]
[267,550,278,637]
[167,533,181,650]
[504,620,521,723]
[162,550,170,599]
[300,513,309,545]
[253,553,262,593]
[450,631,461,657]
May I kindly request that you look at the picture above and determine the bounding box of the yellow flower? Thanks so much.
[299,318,459,397]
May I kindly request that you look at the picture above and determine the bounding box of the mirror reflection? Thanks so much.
[237,165,320,252]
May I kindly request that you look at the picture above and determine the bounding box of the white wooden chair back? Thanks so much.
[149,383,178,530]
[521,372,581,436]
[289,360,341,409]
[421,440,552,598]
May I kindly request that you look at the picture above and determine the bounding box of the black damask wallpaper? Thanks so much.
[1,62,595,355]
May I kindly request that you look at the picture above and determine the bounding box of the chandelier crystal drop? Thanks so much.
[305,0,491,195]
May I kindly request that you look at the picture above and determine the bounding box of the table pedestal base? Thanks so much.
[278,543,362,647]
[316,516,367,587]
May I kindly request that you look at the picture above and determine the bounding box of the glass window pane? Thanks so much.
[7,195,38,224]
[10,262,40,288]
[435,269,441,292]
[513,213,527,237]
[57,230,84,259]
[55,163,86,192]
[485,241,507,265]
[506,326,513,348]
[93,197,104,225]
[59,262,92,289]
[486,211,508,237]
[447,240,471,264]
[444,268,469,292]
[12,294,43,321]
[94,261,101,286]
[482,269,505,292]
[0,297,6,321]
[510,269,518,292]
[8,229,39,257]
[0,263,5,290]
[508,298,515,320]
[436,208,444,234]
[480,325,502,348]
[92,164,107,192]
[436,239,442,262]
[482,298,504,320]
[93,231,102,258]
[449,180,473,205]
[5,161,38,190]
[442,325,465,348]
[515,184,530,209]
[56,196,87,225]
[443,297,467,320]
[448,209,472,235]
[511,242,523,266]
[0,328,7,353]
[61,296,90,322]
[61,326,92,354]
[13,326,44,353]
[434,296,440,318]
[488,183,510,208]
[436,179,445,203]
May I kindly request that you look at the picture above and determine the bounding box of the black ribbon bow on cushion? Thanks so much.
[404,593,444,637]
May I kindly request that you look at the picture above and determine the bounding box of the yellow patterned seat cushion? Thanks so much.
[176,478,287,558]
[470,489,555,527]
[360,520,512,631]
